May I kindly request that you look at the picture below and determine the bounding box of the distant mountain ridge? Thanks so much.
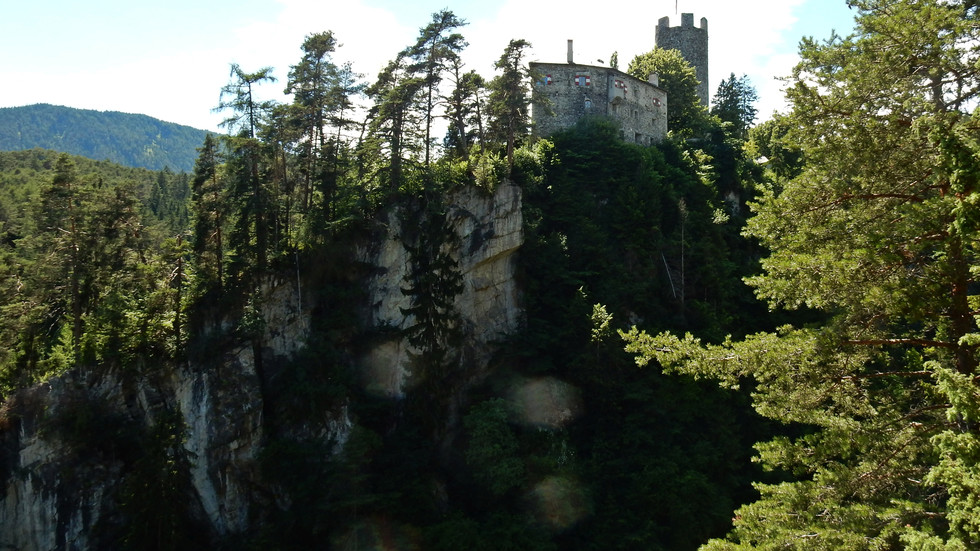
[0,104,209,172]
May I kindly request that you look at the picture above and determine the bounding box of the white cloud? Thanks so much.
[461,0,807,118]
[3,0,817,132]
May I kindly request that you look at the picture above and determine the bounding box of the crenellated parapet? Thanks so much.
[656,13,709,105]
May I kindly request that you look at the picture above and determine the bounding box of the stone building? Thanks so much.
[530,40,668,145]
[655,13,709,105]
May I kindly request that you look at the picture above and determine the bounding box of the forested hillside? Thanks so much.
[0,104,208,171]
[1,1,979,550]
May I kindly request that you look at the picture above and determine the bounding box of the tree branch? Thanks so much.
[842,338,951,348]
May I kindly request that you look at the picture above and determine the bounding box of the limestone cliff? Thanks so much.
[0,182,522,549]
[358,183,523,397]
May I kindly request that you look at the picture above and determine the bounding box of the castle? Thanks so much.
[656,13,709,105]
[530,13,708,145]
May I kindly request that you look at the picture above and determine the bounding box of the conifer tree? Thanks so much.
[400,199,464,430]
[364,55,424,191]
[626,1,980,547]
[38,154,85,364]
[404,9,467,168]
[190,133,225,295]
[711,73,758,140]
[285,31,339,212]
[216,65,277,281]
[443,62,485,159]
[487,39,533,176]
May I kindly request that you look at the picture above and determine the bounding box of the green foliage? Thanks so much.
[464,398,525,496]
[426,512,557,551]
[745,115,804,184]
[0,104,207,171]
[625,1,980,547]
[488,39,533,175]
[627,48,711,137]
[0,14,789,550]
[404,9,468,167]
[117,409,202,551]
[711,73,759,140]
[0,150,190,394]
[522,118,758,340]
[501,117,770,549]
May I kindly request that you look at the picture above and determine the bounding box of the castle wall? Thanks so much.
[530,62,667,145]
[655,14,709,105]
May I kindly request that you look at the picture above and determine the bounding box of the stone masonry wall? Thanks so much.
[656,13,709,105]
[530,62,667,145]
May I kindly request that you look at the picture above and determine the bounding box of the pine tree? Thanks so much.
[404,9,467,169]
[443,62,485,159]
[487,39,533,176]
[216,64,278,281]
[190,134,225,295]
[625,1,980,547]
[364,55,424,191]
[285,31,339,213]
[711,73,758,140]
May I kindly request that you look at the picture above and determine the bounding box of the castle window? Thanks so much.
[653,97,662,107]
[585,97,593,109]
[574,75,591,86]
[614,79,628,94]
[537,74,553,86]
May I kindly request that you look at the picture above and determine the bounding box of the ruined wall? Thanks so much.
[530,61,667,145]
[656,13,709,105]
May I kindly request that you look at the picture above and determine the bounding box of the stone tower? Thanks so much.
[655,13,709,106]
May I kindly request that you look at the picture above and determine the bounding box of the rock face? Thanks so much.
[358,183,523,397]
[0,183,523,548]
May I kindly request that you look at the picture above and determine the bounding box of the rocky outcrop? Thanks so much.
[175,344,265,536]
[358,182,523,397]
[0,182,524,547]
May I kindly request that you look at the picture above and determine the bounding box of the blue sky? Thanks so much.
[1,0,856,131]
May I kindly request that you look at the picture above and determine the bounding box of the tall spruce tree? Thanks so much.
[711,73,758,140]
[190,133,225,296]
[285,31,339,212]
[364,54,424,191]
[216,65,277,282]
[625,1,980,547]
[487,39,533,176]
[628,48,710,136]
[404,9,467,169]
[400,198,463,432]
[38,154,85,364]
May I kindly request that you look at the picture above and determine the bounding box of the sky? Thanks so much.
[1,0,857,132]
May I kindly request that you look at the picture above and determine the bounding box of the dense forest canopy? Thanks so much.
[0,104,209,171]
[1,1,979,549]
